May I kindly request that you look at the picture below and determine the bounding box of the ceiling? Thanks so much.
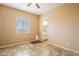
[2,3,63,15]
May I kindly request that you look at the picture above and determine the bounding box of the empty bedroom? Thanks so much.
[0,3,79,56]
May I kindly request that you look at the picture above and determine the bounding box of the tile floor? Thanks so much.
[0,41,79,56]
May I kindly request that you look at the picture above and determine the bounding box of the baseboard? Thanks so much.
[48,41,79,54]
[0,40,79,55]
[0,40,33,49]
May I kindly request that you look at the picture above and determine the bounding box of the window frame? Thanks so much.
[16,15,30,34]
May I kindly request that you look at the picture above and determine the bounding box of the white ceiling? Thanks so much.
[2,3,63,15]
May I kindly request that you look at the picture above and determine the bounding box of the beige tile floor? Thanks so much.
[0,41,79,56]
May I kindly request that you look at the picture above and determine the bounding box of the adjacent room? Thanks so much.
[0,3,79,56]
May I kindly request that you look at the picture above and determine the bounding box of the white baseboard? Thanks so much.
[0,40,79,55]
[0,40,33,49]
[48,41,79,54]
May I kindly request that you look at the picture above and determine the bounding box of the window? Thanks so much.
[16,16,30,34]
